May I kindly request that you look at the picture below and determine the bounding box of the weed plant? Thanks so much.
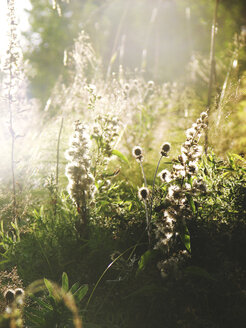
[0,1,246,327]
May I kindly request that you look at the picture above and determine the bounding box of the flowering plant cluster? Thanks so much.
[154,112,208,255]
[91,114,120,161]
[65,114,121,232]
[65,121,95,231]
[132,142,172,245]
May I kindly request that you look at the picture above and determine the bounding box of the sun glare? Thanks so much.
[0,0,32,180]
[0,0,30,57]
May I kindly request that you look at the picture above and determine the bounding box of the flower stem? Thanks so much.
[139,161,147,187]
[149,155,163,224]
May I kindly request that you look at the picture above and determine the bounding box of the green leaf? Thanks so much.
[180,224,191,253]
[69,282,80,294]
[232,153,245,162]
[44,278,58,304]
[218,166,235,171]
[0,259,10,265]
[25,311,46,326]
[187,195,196,214]
[137,250,155,275]
[29,295,52,311]
[111,149,129,165]
[109,52,117,65]
[62,272,69,293]
[73,284,88,302]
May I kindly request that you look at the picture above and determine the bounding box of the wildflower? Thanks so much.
[181,146,188,154]
[138,187,149,200]
[186,127,196,139]
[192,145,203,158]
[192,123,198,130]
[178,154,187,164]
[193,179,206,193]
[187,162,198,175]
[124,83,130,90]
[159,169,171,183]
[132,146,143,161]
[173,164,186,177]
[4,289,15,303]
[185,183,191,190]
[160,142,171,157]
[15,288,24,297]
[15,288,25,305]
[147,80,154,88]
[168,185,183,200]
[65,120,95,228]
[200,111,208,121]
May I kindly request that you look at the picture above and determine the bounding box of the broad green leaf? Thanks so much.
[73,284,88,302]
[62,272,69,292]
[112,149,129,165]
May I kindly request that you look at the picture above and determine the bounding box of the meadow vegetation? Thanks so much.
[0,0,246,327]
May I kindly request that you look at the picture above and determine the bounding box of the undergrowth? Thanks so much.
[0,1,246,327]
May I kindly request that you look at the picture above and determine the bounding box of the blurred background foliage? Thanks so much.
[24,0,246,105]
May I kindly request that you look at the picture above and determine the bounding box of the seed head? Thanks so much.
[186,127,196,139]
[4,289,15,303]
[147,80,154,88]
[161,142,171,157]
[132,146,143,161]
[15,288,25,297]
[200,112,208,121]
[138,187,149,200]
[159,169,171,183]
[168,185,182,200]
[188,162,198,174]
[124,83,130,91]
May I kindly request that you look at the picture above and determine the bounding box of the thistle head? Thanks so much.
[159,169,171,183]
[186,127,196,139]
[147,80,154,89]
[187,162,198,175]
[14,288,24,297]
[200,111,208,121]
[138,187,149,201]
[160,142,171,157]
[132,146,143,162]
[4,289,15,303]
